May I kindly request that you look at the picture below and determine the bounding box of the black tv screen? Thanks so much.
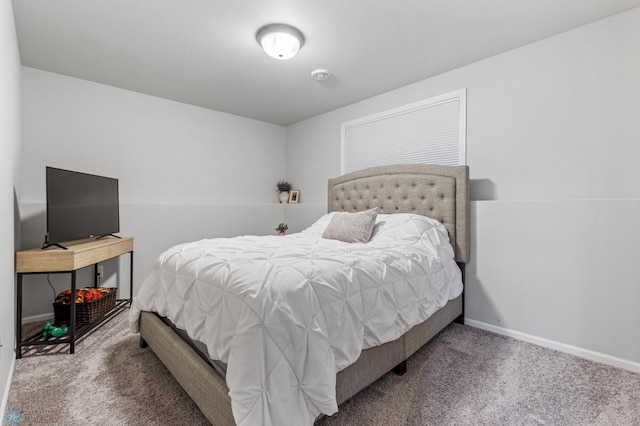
[44,167,119,248]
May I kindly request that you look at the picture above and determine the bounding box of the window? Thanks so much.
[341,89,466,174]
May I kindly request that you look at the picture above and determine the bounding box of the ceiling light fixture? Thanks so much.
[256,23,304,60]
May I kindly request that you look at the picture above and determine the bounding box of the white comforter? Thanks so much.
[129,213,462,426]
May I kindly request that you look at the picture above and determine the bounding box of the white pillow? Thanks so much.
[300,212,336,237]
[369,213,447,245]
[321,208,378,243]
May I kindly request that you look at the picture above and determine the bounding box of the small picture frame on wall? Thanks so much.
[288,190,300,204]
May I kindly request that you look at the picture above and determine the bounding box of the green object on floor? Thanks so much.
[41,321,68,338]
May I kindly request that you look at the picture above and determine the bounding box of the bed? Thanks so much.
[130,163,470,425]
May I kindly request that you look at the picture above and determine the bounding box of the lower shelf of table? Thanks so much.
[19,299,130,352]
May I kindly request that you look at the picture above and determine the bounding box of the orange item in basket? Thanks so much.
[55,287,110,304]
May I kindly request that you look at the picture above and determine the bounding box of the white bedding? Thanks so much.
[129,213,463,426]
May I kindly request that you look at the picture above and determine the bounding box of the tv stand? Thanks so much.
[16,237,134,358]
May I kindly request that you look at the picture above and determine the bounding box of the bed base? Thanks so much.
[139,310,234,424]
[139,295,462,425]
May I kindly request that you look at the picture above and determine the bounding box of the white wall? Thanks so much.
[19,67,287,318]
[285,8,640,369]
[0,0,21,416]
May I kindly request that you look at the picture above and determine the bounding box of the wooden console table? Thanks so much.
[15,236,133,358]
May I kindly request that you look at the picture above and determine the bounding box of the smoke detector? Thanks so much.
[311,69,330,81]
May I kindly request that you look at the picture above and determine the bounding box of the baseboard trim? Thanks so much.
[22,312,53,325]
[1,353,16,421]
[465,319,640,374]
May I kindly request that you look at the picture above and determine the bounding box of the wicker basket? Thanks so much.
[53,288,116,326]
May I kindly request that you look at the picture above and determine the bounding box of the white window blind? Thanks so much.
[341,89,466,174]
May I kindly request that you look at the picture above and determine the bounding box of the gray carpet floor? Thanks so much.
[6,309,640,425]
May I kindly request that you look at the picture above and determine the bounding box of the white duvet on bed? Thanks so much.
[129,213,462,426]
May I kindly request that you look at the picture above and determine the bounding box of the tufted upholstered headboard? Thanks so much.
[327,164,469,263]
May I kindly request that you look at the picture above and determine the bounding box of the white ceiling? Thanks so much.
[12,0,640,126]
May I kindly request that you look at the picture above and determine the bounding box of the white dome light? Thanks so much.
[256,24,304,60]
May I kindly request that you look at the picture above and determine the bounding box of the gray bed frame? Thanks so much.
[138,163,470,425]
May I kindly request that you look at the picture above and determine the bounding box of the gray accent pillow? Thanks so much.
[322,208,378,243]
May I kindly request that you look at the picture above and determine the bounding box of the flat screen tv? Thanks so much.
[43,167,120,249]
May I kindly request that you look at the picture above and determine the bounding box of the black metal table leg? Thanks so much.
[129,251,134,306]
[70,270,76,354]
[16,273,23,359]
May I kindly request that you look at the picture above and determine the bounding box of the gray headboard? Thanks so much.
[327,164,469,263]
